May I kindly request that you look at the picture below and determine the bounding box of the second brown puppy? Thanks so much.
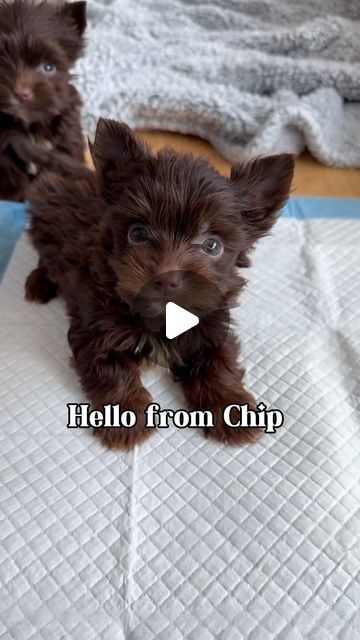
[0,0,87,201]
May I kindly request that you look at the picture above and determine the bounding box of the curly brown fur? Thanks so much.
[0,0,87,201]
[26,118,294,450]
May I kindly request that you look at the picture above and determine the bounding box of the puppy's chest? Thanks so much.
[135,332,185,368]
[26,132,54,178]
[3,120,58,178]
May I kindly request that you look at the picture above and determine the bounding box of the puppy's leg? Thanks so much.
[25,264,58,303]
[173,333,261,446]
[69,325,154,450]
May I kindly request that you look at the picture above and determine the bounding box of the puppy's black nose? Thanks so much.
[154,271,182,291]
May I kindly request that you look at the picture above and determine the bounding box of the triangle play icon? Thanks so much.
[166,302,199,339]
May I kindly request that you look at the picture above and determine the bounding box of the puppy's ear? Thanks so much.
[60,1,87,36]
[230,154,295,265]
[57,1,86,63]
[89,118,149,197]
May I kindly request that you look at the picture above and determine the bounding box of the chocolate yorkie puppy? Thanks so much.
[26,119,294,450]
[0,0,87,201]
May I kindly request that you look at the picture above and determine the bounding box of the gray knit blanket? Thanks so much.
[76,0,360,167]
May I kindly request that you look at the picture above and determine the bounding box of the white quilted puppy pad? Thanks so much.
[0,218,359,640]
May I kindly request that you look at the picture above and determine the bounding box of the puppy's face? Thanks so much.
[0,0,86,125]
[91,119,294,318]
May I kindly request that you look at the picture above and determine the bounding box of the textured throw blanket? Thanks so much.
[76,0,360,167]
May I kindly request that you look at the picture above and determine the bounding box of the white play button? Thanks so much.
[166,302,199,339]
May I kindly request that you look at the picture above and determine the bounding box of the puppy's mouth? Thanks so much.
[119,270,228,323]
[15,107,58,125]
[126,289,181,320]
[138,297,167,321]
[2,99,60,124]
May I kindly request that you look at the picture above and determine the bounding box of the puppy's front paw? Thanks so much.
[92,387,155,451]
[25,268,58,303]
[204,387,262,446]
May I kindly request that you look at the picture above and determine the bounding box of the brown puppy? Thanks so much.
[26,119,294,450]
[0,0,87,201]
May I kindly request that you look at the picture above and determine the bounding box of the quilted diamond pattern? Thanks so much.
[0,218,359,639]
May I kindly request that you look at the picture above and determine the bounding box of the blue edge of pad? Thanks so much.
[0,196,359,282]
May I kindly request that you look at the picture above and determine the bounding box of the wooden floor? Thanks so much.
[138,130,360,198]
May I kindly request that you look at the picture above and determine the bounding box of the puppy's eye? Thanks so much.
[38,62,56,75]
[201,237,223,257]
[128,225,149,244]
